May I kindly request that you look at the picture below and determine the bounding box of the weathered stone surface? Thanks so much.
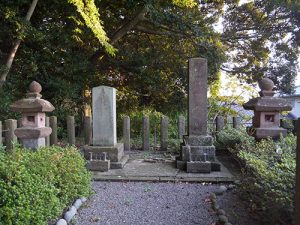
[67,116,75,145]
[187,161,211,173]
[87,160,110,172]
[176,160,186,170]
[45,117,50,146]
[183,135,213,146]
[216,116,225,132]
[218,215,229,223]
[110,155,129,169]
[215,185,227,195]
[10,98,55,113]
[92,86,117,146]
[73,199,83,209]
[233,117,241,129]
[83,143,124,162]
[123,116,130,151]
[211,162,221,171]
[176,58,219,173]
[254,128,287,140]
[5,119,17,151]
[81,197,87,203]
[178,115,186,139]
[50,116,57,145]
[243,78,291,140]
[22,138,45,150]
[14,127,52,138]
[56,219,67,225]
[143,116,150,151]
[188,58,208,136]
[64,207,77,223]
[243,97,292,111]
[160,116,168,151]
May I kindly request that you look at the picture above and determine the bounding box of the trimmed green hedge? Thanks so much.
[0,145,92,225]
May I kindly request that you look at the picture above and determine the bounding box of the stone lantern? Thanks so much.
[243,78,292,140]
[10,81,55,150]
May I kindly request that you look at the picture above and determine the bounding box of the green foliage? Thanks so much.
[215,127,254,150]
[223,0,300,93]
[118,108,184,151]
[233,134,296,224]
[0,146,92,225]
[68,0,115,55]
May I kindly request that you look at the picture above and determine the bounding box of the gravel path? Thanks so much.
[75,181,217,225]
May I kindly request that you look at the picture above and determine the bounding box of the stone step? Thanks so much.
[110,155,129,169]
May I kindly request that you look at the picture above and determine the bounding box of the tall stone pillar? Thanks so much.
[176,58,220,173]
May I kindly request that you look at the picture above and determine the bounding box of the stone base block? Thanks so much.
[183,135,213,146]
[87,160,110,172]
[181,145,216,162]
[211,162,221,171]
[22,138,45,150]
[253,128,287,140]
[83,143,124,162]
[187,161,211,173]
[110,155,129,169]
[176,160,187,170]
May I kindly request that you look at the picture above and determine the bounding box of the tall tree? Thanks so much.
[222,0,300,94]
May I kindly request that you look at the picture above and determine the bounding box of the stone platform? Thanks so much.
[92,151,240,183]
[82,143,129,170]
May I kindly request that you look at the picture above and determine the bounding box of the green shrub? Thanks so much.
[0,146,92,225]
[214,127,254,150]
[234,134,296,224]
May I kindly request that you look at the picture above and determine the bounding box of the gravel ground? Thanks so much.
[75,181,263,225]
[75,181,217,225]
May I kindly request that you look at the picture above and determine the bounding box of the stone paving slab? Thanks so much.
[93,151,240,182]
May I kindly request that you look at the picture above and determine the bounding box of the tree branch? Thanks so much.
[0,0,39,88]
[89,6,148,62]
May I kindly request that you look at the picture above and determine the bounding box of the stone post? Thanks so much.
[216,116,225,132]
[123,116,130,151]
[5,119,17,151]
[233,117,241,129]
[50,116,57,145]
[84,116,92,145]
[0,121,2,145]
[67,116,75,145]
[45,117,50,146]
[295,119,300,225]
[227,116,233,127]
[143,116,150,151]
[160,116,168,151]
[178,115,186,139]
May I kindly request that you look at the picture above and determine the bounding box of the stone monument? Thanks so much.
[243,78,292,140]
[176,58,220,173]
[10,81,54,150]
[83,86,128,170]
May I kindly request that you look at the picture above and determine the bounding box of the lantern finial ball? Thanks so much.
[258,78,274,91]
[29,81,42,94]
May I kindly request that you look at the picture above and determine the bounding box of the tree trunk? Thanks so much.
[0,0,39,88]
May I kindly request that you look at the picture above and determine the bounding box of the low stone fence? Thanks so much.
[0,115,248,151]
